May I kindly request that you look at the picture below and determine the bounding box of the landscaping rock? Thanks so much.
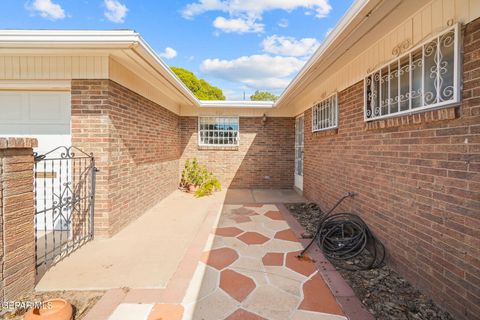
[286,203,454,320]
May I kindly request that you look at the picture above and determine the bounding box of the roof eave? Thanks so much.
[274,0,374,109]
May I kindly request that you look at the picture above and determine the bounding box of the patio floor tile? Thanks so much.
[108,303,153,320]
[242,285,300,320]
[201,247,239,270]
[86,196,362,320]
[220,269,256,302]
[215,227,244,237]
[147,304,183,320]
[262,252,284,266]
[285,251,317,277]
[299,273,345,316]
[274,229,300,242]
[225,308,267,319]
[264,210,285,220]
[237,231,270,245]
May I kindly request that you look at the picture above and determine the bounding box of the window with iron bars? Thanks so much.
[365,24,460,121]
[198,116,239,147]
[312,93,338,132]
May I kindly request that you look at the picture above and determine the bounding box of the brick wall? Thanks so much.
[301,19,480,320]
[72,80,180,237]
[180,116,294,189]
[0,138,36,301]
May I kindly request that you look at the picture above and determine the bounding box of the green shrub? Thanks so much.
[180,158,221,197]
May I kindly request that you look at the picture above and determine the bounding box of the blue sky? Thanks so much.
[0,0,353,100]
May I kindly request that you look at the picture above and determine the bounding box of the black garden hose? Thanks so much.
[298,193,385,271]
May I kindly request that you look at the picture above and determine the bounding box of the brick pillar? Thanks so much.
[0,138,37,301]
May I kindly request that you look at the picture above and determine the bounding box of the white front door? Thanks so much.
[294,114,304,190]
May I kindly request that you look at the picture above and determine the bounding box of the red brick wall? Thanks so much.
[302,20,480,320]
[0,138,37,300]
[180,117,294,189]
[72,80,180,237]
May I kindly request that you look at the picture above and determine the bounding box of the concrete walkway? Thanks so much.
[78,189,372,320]
[36,190,227,290]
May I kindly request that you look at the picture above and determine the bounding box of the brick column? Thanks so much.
[0,138,37,301]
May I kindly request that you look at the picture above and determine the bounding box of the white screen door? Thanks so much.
[294,115,304,190]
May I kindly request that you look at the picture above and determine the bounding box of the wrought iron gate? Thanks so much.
[34,146,97,275]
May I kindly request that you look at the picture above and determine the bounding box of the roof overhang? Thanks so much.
[0,0,418,112]
[0,29,275,109]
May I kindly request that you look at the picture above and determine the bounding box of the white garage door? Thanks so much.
[0,91,71,154]
[0,91,71,231]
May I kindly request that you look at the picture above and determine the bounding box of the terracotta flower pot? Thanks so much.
[188,184,198,193]
[24,299,73,320]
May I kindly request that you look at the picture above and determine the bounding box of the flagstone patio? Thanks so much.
[82,190,372,320]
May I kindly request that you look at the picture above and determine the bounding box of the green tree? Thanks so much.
[250,90,279,101]
[171,67,225,100]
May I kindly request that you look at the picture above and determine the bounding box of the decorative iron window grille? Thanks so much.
[312,93,338,132]
[198,116,240,146]
[364,24,460,121]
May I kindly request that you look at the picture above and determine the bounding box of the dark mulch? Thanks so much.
[286,202,454,320]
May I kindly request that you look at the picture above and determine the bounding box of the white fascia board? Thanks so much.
[274,0,372,107]
[199,100,275,108]
[0,29,139,44]
[134,35,201,106]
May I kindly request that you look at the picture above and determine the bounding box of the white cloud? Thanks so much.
[182,0,332,19]
[182,0,331,34]
[278,19,289,28]
[213,16,264,33]
[200,54,305,90]
[28,0,66,20]
[159,47,178,59]
[262,35,320,57]
[104,0,128,23]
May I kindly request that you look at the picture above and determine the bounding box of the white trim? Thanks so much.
[199,100,274,108]
[197,116,240,147]
[312,93,338,132]
[0,80,70,91]
[294,114,304,191]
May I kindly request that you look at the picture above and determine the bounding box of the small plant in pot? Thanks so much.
[180,158,221,197]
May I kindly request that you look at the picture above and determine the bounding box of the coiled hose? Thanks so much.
[298,193,385,271]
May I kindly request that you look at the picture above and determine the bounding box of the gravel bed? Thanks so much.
[286,202,454,320]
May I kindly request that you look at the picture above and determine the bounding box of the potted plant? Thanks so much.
[180,158,221,197]
[25,299,73,320]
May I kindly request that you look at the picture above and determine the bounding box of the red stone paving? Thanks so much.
[285,251,317,277]
[201,247,239,270]
[262,252,284,266]
[231,215,252,223]
[215,227,244,237]
[232,207,258,216]
[264,210,284,220]
[274,229,300,242]
[220,269,256,302]
[225,308,267,320]
[148,304,183,320]
[299,273,345,316]
[237,232,270,245]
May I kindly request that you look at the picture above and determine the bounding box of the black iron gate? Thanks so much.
[34,146,97,276]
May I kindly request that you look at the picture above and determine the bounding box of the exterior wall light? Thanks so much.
[262,113,267,125]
